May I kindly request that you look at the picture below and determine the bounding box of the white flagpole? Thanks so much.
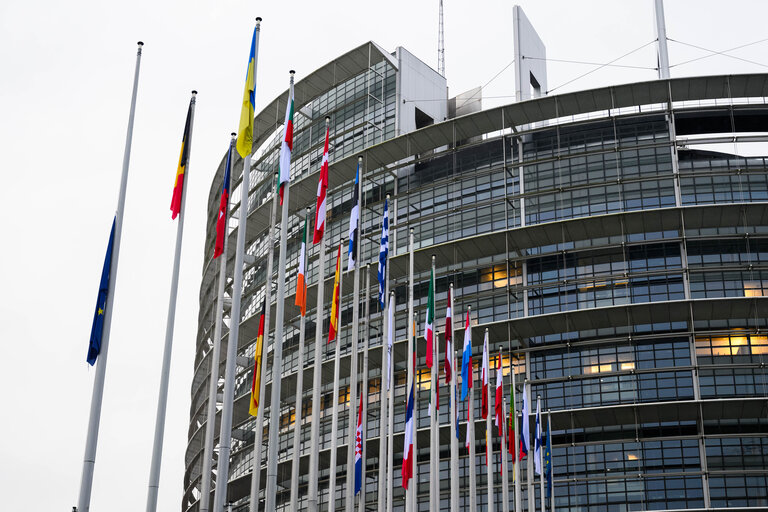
[548,411,554,512]
[429,256,438,512]
[526,381,534,512]
[249,173,279,512]
[265,70,296,512]
[386,289,395,512]
[214,19,261,512]
[449,284,458,512]
[77,40,143,512]
[538,396,544,512]
[200,133,236,512]
[466,307,477,512]
[407,229,416,511]
[359,265,371,512]
[377,195,391,512]
[146,90,197,512]
[484,331,493,512]
[308,116,330,512]
[500,349,510,512]
[347,156,364,512]
[329,245,345,511]
[290,208,311,511]
[512,354,521,512]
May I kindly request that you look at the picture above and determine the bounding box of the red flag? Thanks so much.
[213,139,233,259]
[444,287,453,384]
[495,354,503,436]
[313,125,329,244]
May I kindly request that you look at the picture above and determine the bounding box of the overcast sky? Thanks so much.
[2,1,767,511]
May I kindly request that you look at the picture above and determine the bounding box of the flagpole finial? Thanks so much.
[325,116,330,125]
[485,327,489,333]
[137,41,144,46]
[289,69,296,76]
[191,90,198,95]
[306,207,311,214]
[231,132,237,138]
[255,16,262,23]
[358,155,363,162]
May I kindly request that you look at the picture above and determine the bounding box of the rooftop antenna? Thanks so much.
[438,0,445,76]
[653,0,671,79]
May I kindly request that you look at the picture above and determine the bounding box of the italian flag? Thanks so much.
[425,267,434,368]
[294,215,307,316]
[279,77,294,204]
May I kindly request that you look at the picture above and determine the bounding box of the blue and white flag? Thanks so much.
[377,198,389,308]
[347,162,360,271]
[521,382,530,458]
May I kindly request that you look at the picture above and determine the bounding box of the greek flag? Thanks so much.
[377,198,389,308]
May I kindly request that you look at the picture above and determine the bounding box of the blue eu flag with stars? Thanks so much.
[87,217,115,365]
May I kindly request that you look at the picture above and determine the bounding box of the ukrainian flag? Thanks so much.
[236,27,257,158]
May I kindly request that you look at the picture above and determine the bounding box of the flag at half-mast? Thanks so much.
[294,215,308,315]
[249,299,267,416]
[213,138,234,259]
[521,381,530,459]
[481,330,489,419]
[328,245,342,343]
[377,198,389,308]
[444,287,453,384]
[495,353,503,435]
[461,310,473,401]
[347,161,360,270]
[313,123,329,244]
[425,267,435,368]
[278,76,294,204]
[87,217,116,365]
[402,379,415,488]
[236,26,257,158]
[354,391,364,495]
[170,98,193,219]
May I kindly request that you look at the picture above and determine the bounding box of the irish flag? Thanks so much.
[279,75,294,204]
[294,215,307,316]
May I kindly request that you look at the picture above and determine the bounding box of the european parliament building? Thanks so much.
[184,10,768,512]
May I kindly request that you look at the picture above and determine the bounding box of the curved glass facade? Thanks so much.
[185,67,768,512]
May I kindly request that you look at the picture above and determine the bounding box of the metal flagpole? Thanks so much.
[484,330,493,512]
[467,306,477,512]
[538,396,544,512]
[265,70,296,512]
[429,256,438,512]
[308,116,330,512]
[215,19,261,512]
[200,133,236,512]
[547,411,554,512]
[146,90,197,512]
[77,40,143,512]
[329,245,345,511]
[249,173,278,512]
[449,284,458,512]
[359,266,371,512]
[290,207,311,511]
[347,156,364,512]
[526,381,533,512]
[386,291,395,512]
[407,230,415,512]
[512,354,522,512]
[377,196,391,512]
[500,349,509,512]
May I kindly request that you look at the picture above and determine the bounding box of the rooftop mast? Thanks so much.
[654,0,671,79]
[438,0,445,76]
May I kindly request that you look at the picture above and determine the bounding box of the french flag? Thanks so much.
[354,392,363,495]
[401,380,415,489]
